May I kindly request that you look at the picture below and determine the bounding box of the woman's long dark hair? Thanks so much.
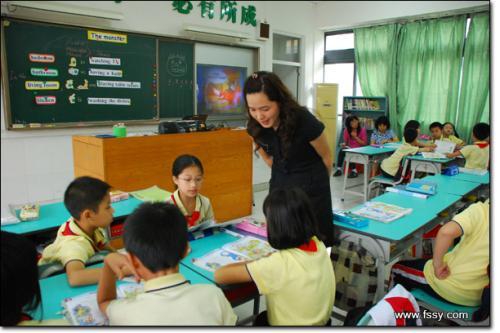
[345,115,360,138]
[443,122,460,139]
[244,71,302,158]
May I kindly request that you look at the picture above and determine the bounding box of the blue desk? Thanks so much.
[1,197,143,235]
[342,145,398,202]
[451,171,490,185]
[422,174,481,196]
[334,190,461,301]
[34,263,211,321]
[407,155,455,181]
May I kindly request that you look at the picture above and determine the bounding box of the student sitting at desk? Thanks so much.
[403,120,436,148]
[370,116,399,145]
[333,115,368,179]
[429,121,444,143]
[390,200,490,309]
[442,122,464,148]
[380,128,434,180]
[97,202,236,325]
[1,231,68,326]
[167,154,214,228]
[38,176,122,287]
[446,123,490,170]
[214,188,335,326]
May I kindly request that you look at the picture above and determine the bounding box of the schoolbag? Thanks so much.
[331,239,379,311]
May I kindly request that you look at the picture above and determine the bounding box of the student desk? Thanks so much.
[181,230,260,315]
[34,263,212,321]
[334,191,462,301]
[406,155,454,181]
[421,174,481,197]
[342,145,398,202]
[452,171,490,185]
[1,197,142,236]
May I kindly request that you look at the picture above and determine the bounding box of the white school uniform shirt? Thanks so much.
[106,273,237,325]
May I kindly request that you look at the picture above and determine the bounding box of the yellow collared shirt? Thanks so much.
[167,190,214,227]
[38,217,107,266]
[381,143,419,176]
[424,201,490,306]
[246,237,335,326]
[106,273,237,325]
[460,142,489,170]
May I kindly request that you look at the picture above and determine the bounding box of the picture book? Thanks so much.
[62,282,144,326]
[351,201,413,223]
[192,248,247,272]
[222,236,276,260]
[192,236,276,272]
[459,167,488,175]
[62,291,107,326]
[234,218,267,237]
[405,180,437,195]
[434,140,456,155]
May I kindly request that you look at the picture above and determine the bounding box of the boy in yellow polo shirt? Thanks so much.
[39,176,117,286]
[447,122,490,170]
[391,200,489,308]
[429,122,444,143]
[380,128,434,180]
[97,202,236,325]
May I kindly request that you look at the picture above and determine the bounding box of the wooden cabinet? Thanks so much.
[72,129,253,222]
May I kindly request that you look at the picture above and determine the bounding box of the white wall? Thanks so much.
[0,1,314,216]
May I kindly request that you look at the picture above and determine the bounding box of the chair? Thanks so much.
[367,159,410,199]
[38,250,110,279]
[411,289,489,326]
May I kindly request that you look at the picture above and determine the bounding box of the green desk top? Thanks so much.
[407,155,454,164]
[345,146,397,155]
[422,174,481,196]
[335,191,461,242]
[451,171,490,185]
[34,263,213,321]
[1,197,143,235]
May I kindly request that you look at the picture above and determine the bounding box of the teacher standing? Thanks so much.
[244,71,335,247]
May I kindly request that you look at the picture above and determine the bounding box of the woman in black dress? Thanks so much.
[244,71,335,247]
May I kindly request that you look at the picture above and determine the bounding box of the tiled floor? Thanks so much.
[232,173,367,326]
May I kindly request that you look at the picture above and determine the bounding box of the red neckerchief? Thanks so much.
[61,220,104,251]
[170,194,201,227]
[475,142,489,149]
[298,238,317,252]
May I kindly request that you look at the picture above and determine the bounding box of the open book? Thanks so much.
[188,218,239,233]
[434,140,456,154]
[459,167,488,175]
[421,152,446,159]
[192,236,276,272]
[234,218,267,237]
[351,201,413,223]
[62,283,144,326]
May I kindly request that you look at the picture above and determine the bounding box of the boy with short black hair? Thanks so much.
[39,176,117,286]
[447,122,490,170]
[429,122,444,142]
[97,202,237,326]
[380,128,434,180]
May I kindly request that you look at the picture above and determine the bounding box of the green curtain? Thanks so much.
[354,24,400,133]
[456,13,490,142]
[396,15,466,136]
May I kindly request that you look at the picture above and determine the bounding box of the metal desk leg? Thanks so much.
[364,160,370,201]
[341,154,351,201]
[253,295,260,316]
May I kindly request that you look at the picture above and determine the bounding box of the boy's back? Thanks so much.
[461,143,489,170]
[106,273,236,325]
[381,143,418,176]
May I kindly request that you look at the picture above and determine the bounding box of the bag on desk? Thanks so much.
[331,239,378,311]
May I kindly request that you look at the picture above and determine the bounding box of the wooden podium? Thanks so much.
[72,129,253,222]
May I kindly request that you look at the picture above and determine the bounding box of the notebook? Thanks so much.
[130,186,171,202]
[405,180,437,195]
[421,152,446,159]
[192,236,275,272]
[234,218,267,237]
[434,140,456,155]
[351,201,413,223]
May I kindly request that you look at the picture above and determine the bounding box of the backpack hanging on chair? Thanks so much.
[331,238,379,311]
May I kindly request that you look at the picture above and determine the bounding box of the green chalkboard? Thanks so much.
[158,40,194,118]
[2,19,158,128]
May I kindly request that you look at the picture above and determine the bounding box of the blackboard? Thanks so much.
[158,40,194,119]
[2,19,160,128]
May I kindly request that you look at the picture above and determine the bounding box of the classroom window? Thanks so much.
[324,30,360,115]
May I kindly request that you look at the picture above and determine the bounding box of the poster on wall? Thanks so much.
[196,64,246,116]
